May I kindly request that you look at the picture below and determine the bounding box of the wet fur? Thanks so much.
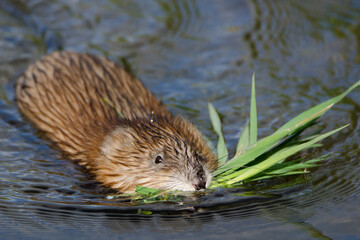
[16,51,217,192]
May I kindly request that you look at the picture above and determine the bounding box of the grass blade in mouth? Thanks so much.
[213,80,360,180]
[221,125,348,185]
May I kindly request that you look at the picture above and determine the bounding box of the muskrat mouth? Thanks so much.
[193,183,206,191]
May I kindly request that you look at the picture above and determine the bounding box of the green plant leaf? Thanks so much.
[275,80,360,134]
[265,156,326,174]
[249,73,257,146]
[249,171,310,181]
[267,163,319,175]
[208,103,228,165]
[236,121,250,155]
[137,209,153,215]
[135,185,163,195]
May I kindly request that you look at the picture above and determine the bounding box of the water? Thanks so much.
[0,0,359,239]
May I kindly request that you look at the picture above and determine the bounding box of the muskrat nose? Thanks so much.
[193,169,206,191]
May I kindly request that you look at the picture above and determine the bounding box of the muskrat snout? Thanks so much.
[193,169,207,190]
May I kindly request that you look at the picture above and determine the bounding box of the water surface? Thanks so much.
[0,0,359,239]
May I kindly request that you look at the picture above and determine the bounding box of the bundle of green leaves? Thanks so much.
[209,76,359,188]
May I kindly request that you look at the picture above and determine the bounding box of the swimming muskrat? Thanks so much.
[16,51,218,193]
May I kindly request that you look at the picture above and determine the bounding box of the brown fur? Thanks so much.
[16,51,217,193]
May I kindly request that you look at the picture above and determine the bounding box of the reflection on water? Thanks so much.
[0,0,359,239]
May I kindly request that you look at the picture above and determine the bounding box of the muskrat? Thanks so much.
[16,51,218,193]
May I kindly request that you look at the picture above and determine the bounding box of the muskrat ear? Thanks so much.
[100,125,137,155]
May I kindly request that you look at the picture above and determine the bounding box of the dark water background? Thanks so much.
[0,0,359,239]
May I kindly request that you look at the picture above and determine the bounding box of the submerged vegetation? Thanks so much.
[109,77,360,200]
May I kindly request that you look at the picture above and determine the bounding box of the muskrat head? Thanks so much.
[94,117,217,193]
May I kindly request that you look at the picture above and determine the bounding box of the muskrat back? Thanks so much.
[16,51,217,193]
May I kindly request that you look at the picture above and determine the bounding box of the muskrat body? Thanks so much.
[16,51,217,193]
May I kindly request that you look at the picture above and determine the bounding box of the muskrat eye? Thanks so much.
[155,155,163,164]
